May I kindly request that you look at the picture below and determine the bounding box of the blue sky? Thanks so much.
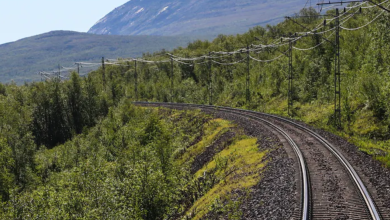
[0,0,128,45]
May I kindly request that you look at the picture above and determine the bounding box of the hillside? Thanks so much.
[88,0,308,37]
[87,6,390,168]
[0,31,195,83]
[0,3,390,220]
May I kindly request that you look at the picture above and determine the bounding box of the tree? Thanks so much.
[67,72,85,134]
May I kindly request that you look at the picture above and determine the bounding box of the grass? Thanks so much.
[188,136,267,219]
[259,96,390,168]
[177,119,234,166]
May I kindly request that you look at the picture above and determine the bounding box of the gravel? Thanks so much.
[204,109,299,220]
[139,103,390,219]
[261,114,390,219]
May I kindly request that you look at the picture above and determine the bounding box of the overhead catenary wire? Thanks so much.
[249,52,288,62]
[362,0,390,8]
[295,6,362,38]
[105,62,133,67]
[346,1,369,8]
[293,39,327,51]
[173,59,194,66]
[340,3,389,30]
[37,0,388,79]
[211,57,247,65]
[290,4,380,52]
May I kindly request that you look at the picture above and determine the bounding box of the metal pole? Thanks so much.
[335,8,341,128]
[134,59,138,101]
[77,63,80,74]
[171,56,174,103]
[58,64,61,80]
[246,45,250,105]
[102,57,106,86]
[208,52,212,105]
[288,40,293,117]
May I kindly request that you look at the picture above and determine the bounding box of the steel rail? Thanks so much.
[135,101,381,220]
[135,101,311,220]
[216,106,381,220]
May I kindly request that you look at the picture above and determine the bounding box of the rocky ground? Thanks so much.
[143,103,390,219]
[262,114,390,219]
[202,109,299,220]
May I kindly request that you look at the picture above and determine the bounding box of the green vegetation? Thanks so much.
[0,4,389,219]
[189,136,267,219]
[91,6,389,167]
[0,69,266,218]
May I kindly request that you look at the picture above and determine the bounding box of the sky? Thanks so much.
[0,0,129,45]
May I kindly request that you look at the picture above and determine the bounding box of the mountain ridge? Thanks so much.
[0,31,196,83]
[88,0,308,37]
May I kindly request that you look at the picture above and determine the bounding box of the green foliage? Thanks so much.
[0,83,6,96]
[0,5,390,219]
[0,138,14,202]
[106,6,390,166]
[0,94,216,219]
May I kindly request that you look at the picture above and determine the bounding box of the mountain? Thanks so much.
[88,0,308,38]
[0,31,195,84]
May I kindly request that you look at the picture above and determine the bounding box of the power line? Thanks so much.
[34,0,388,121]
[249,51,288,62]
[365,0,390,11]
[340,4,389,30]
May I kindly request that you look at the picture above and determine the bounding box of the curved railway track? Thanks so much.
[135,102,382,220]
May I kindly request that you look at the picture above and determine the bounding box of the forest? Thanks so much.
[0,4,389,219]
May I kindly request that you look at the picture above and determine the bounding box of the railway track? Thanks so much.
[135,102,382,220]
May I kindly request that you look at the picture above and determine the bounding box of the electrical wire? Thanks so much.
[173,59,194,66]
[304,0,311,9]
[362,0,390,8]
[293,39,327,51]
[61,66,77,70]
[249,52,287,62]
[37,0,389,76]
[136,58,171,63]
[340,4,388,30]
[211,57,247,65]
[296,6,359,37]
[346,1,368,8]
[105,62,133,67]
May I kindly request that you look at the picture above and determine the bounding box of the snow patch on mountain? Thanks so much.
[157,6,169,16]
[88,0,308,37]
[135,8,144,14]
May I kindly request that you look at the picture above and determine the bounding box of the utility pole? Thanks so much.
[246,45,250,105]
[286,15,344,121]
[317,0,377,129]
[281,33,295,117]
[208,52,213,105]
[102,57,106,86]
[77,63,80,74]
[288,40,294,117]
[335,8,341,128]
[171,55,174,103]
[134,59,138,101]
